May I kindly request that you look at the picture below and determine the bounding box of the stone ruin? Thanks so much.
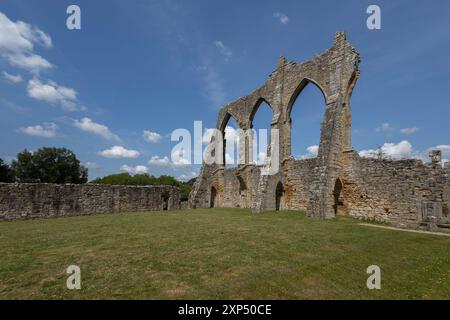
[189,32,450,231]
[0,183,180,221]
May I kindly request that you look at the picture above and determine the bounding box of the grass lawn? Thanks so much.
[0,208,449,299]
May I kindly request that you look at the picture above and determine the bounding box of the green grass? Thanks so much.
[0,208,449,299]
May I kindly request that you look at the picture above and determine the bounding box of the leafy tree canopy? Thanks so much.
[91,173,195,201]
[0,158,15,183]
[11,147,88,184]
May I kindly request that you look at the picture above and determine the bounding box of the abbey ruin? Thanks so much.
[189,32,450,231]
[0,184,180,220]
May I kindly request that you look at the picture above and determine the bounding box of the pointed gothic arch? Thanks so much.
[287,79,327,159]
[249,98,274,165]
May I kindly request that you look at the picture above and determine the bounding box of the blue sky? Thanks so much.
[1,0,449,180]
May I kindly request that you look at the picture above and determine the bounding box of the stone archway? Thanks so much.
[249,98,275,165]
[275,182,284,211]
[333,178,344,215]
[210,186,217,208]
[237,176,248,208]
[189,32,362,219]
[218,112,242,167]
[286,79,327,160]
[161,191,170,211]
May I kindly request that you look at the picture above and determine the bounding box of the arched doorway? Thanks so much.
[161,191,170,211]
[333,178,344,215]
[275,182,284,211]
[210,186,217,208]
[237,176,247,208]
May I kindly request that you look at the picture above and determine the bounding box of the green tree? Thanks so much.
[91,173,196,201]
[11,148,88,184]
[0,158,15,182]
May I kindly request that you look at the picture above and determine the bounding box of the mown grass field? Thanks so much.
[0,208,449,299]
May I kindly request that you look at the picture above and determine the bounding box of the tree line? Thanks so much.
[91,174,195,201]
[0,147,87,184]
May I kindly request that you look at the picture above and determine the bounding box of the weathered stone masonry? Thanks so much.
[0,183,180,221]
[189,31,450,231]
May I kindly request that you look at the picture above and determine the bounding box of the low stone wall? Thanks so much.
[341,152,450,229]
[0,183,180,221]
[180,201,189,209]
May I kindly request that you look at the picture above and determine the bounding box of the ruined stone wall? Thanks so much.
[341,151,450,228]
[0,183,180,221]
[189,164,263,209]
[221,166,262,208]
[221,169,241,207]
[188,31,450,232]
[190,31,360,218]
[282,158,319,212]
[443,171,450,218]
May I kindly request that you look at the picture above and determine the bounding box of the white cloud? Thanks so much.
[359,147,384,159]
[376,122,394,133]
[177,171,198,182]
[400,127,419,134]
[18,122,56,138]
[300,145,319,159]
[274,12,289,25]
[27,78,81,111]
[377,123,419,135]
[73,117,120,141]
[0,12,85,112]
[381,141,413,158]
[7,53,52,73]
[149,152,191,168]
[98,146,140,159]
[359,140,413,159]
[120,164,148,175]
[214,40,232,59]
[0,11,53,73]
[359,142,450,166]
[148,155,171,166]
[306,145,319,156]
[2,71,22,83]
[143,130,162,143]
